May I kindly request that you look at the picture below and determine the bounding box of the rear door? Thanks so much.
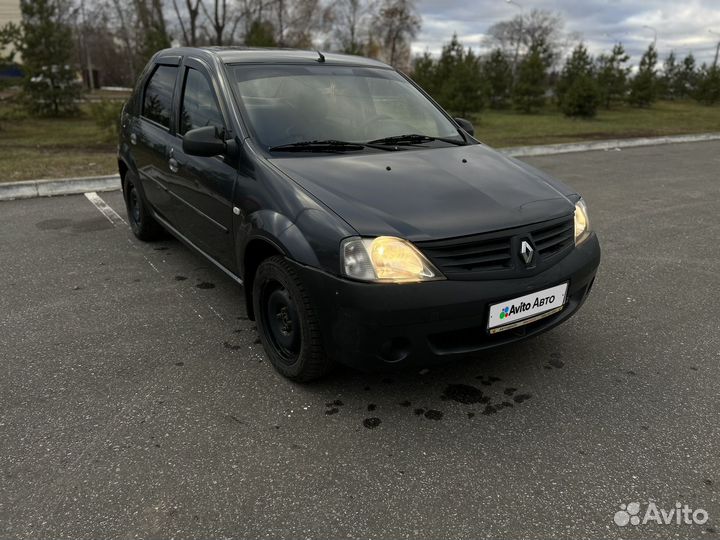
[133,59,181,220]
[166,58,237,271]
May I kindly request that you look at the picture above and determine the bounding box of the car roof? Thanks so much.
[156,47,393,69]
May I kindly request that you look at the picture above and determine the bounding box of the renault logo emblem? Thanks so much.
[520,240,534,265]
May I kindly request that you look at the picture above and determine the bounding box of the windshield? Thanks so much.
[228,64,464,150]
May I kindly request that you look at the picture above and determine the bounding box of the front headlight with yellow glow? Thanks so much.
[341,236,444,283]
[574,199,591,245]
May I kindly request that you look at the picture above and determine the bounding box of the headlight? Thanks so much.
[574,199,591,245]
[341,236,444,283]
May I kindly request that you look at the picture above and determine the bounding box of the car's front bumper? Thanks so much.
[292,233,601,370]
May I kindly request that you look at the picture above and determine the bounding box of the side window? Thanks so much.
[142,65,178,128]
[180,68,224,135]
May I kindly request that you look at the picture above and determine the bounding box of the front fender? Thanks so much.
[237,210,320,278]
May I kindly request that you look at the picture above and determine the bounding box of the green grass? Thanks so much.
[0,100,119,183]
[1,98,719,182]
[471,100,720,148]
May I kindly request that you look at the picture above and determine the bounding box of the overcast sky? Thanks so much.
[413,0,720,66]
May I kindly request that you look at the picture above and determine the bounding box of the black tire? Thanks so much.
[123,173,164,241]
[253,255,331,381]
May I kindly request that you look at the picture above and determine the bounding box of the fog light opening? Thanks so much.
[378,337,411,364]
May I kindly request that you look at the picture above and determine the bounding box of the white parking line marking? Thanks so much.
[84,192,127,226]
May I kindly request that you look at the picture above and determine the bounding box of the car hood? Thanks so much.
[269,144,576,241]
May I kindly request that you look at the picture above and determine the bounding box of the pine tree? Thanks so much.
[676,53,698,99]
[482,49,512,109]
[19,0,82,116]
[595,44,630,109]
[695,63,720,105]
[660,51,681,100]
[512,40,548,113]
[412,51,439,99]
[434,34,484,116]
[245,20,277,47]
[629,43,658,108]
[556,43,598,115]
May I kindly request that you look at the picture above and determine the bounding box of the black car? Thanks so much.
[118,47,601,381]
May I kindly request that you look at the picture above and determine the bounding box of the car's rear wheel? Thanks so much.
[253,255,330,381]
[123,173,163,241]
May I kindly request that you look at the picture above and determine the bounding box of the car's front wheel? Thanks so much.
[123,173,163,241]
[253,256,331,381]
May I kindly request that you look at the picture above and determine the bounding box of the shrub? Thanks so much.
[89,99,124,141]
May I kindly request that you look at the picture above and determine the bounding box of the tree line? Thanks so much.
[0,0,420,116]
[1,1,718,119]
[414,9,720,118]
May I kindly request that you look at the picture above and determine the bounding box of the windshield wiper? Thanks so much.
[367,133,466,146]
[269,140,374,153]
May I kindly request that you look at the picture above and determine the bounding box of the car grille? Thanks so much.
[416,216,574,279]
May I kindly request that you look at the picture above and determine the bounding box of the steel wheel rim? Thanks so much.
[261,281,301,364]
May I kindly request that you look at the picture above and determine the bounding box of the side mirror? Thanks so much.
[183,126,227,157]
[454,117,475,137]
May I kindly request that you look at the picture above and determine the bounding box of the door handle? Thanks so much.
[168,157,179,173]
[129,133,137,145]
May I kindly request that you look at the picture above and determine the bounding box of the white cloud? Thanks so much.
[414,0,720,66]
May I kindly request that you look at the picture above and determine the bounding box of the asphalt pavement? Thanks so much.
[1,141,719,539]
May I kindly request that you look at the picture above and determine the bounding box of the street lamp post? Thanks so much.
[505,0,524,73]
[710,30,720,68]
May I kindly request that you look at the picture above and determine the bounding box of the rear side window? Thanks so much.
[143,65,178,128]
[180,68,224,135]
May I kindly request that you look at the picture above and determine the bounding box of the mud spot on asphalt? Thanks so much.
[325,408,339,415]
[367,404,377,412]
[399,400,411,407]
[174,275,187,281]
[175,362,184,366]
[424,410,443,420]
[690,366,698,371]
[443,384,486,404]
[482,405,497,415]
[414,408,425,416]
[363,418,381,429]
[476,375,501,386]
[626,370,636,376]
[467,412,475,418]
[704,479,713,486]
[513,393,532,404]
[36,218,73,230]
[549,358,565,368]
[223,341,242,351]
[197,282,215,289]
[504,387,517,396]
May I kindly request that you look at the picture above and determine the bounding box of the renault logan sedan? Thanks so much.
[118,47,600,381]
